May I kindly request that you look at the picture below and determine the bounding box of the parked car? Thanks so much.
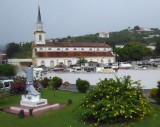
[0,79,14,92]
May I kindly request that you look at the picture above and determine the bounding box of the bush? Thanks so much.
[76,78,90,93]
[48,76,62,90]
[157,81,160,104]
[40,77,50,88]
[150,88,158,102]
[78,76,151,125]
[0,64,16,77]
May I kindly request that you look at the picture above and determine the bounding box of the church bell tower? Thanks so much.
[34,6,46,44]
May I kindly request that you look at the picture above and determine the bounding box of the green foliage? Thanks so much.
[134,26,140,30]
[150,88,158,102]
[157,81,160,104]
[5,42,32,58]
[76,57,88,66]
[76,78,90,93]
[78,76,151,125]
[48,76,62,90]
[150,81,160,104]
[6,42,20,58]
[0,88,7,102]
[0,90,160,127]
[40,77,50,88]
[0,64,16,76]
[155,42,160,56]
[114,42,153,61]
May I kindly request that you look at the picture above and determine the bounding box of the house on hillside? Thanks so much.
[0,51,7,65]
[98,32,110,38]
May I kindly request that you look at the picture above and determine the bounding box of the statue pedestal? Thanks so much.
[20,94,48,107]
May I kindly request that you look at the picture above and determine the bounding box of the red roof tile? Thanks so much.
[36,51,114,58]
[33,42,110,48]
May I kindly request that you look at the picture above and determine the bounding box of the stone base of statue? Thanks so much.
[20,94,48,107]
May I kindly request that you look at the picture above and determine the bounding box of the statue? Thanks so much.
[20,67,47,107]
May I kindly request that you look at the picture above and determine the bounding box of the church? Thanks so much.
[32,6,115,67]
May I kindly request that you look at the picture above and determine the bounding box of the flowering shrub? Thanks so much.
[10,77,26,94]
[76,78,90,93]
[78,76,151,125]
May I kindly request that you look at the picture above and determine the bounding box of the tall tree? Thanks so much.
[5,42,20,58]
[134,26,140,30]
[114,42,153,61]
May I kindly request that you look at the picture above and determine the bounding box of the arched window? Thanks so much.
[108,59,111,63]
[81,48,84,51]
[41,60,45,66]
[39,35,42,41]
[50,60,54,67]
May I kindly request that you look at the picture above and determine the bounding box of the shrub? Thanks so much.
[48,76,62,90]
[76,78,90,93]
[78,76,151,125]
[150,88,158,102]
[10,81,26,94]
[40,77,50,88]
[0,64,16,77]
[157,81,160,104]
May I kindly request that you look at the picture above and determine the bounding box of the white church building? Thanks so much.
[32,6,115,67]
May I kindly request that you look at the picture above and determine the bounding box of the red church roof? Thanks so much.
[36,51,114,58]
[33,42,110,48]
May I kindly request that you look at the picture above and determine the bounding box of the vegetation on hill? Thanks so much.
[5,42,32,58]
[3,26,160,59]
[59,27,160,47]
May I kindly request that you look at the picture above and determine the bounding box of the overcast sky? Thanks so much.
[0,0,160,46]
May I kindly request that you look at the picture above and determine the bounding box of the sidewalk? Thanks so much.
[58,84,78,92]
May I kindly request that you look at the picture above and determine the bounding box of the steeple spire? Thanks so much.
[37,5,42,24]
[34,5,46,45]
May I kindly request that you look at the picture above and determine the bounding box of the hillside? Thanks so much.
[58,27,160,46]
[5,27,160,59]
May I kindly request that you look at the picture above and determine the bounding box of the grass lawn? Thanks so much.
[0,89,160,127]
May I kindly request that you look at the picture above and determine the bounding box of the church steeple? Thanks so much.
[36,5,43,31]
[34,5,46,45]
[37,5,42,24]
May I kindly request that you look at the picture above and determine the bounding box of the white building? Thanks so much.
[32,7,115,67]
[98,32,110,38]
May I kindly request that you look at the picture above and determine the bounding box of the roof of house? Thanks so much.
[36,51,114,58]
[0,52,6,56]
[33,42,111,48]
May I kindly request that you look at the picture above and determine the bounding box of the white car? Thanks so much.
[0,79,14,92]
